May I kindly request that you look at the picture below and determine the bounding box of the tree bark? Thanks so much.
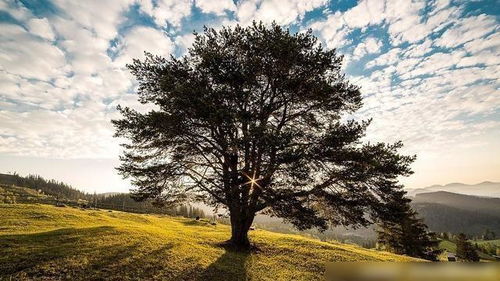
[229,211,255,248]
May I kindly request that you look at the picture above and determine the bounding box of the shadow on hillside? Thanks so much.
[197,244,251,281]
[180,219,211,226]
[0,226,147,278]
[1,226,253,280]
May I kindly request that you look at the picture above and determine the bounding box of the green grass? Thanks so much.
[0,204,419,280]
[0,184,51,204]
[439,239,496,261]
[474,239,500,246]
[439,240,457,253]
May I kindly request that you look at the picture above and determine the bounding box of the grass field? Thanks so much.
[474,239,500,246]
[439,240,457,253]
[0,204,419,280]
[439,239,497,261]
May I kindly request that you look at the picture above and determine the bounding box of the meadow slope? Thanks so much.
[0,204,418,281]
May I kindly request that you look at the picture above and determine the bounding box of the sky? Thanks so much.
[0,0,499,193]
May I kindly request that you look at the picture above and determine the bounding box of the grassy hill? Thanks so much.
[475,239,500,246]
[0,184,53,204]
[438,239,496,261]
[0,173,88,201]
[0,204,418,281]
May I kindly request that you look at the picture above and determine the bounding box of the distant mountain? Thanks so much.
[412,191,500,214]
[411,191,500,236]
[407,181,500,198]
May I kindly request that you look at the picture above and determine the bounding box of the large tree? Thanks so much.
[113,22,415,248]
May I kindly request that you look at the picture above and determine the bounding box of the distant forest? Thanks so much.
[94,193,206,218]
[0,173,206,218]
[0,173,87,200]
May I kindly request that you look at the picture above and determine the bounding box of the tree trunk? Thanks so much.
[229,212,255,248]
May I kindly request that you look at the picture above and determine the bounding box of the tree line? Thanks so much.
[0,173,87,200]
[0,173,206,219]
[94,193,206,218]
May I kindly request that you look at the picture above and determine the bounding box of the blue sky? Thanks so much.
[0,0,499,192]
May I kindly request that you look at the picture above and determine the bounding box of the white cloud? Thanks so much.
[456,50,500,68]
[139,0,193,27]
[353,37,382,59]
[402,39,432,58]
[435,14,498,48]
[463,31,500,54]
[114,26,174,66]
[366,48,401,68]
[52,0,135,40]
[52,18,112,74]
[0,0,32,22]
[175,32,196,54]
[425,5,460,33]
[0,23,67,81]
[384,1,427,44]
[196,0,235,15]
[236,0,327,26]
[342,0,385,29]
[27,18,56,41]
[314,1,500,175]
[399,50,467,79]
[0,106,120,159]
[309,11,350,49]
[310,0,457,50]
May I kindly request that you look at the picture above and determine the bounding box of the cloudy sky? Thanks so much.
[0,0,499,193]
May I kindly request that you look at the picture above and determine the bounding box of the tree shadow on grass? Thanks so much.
[179,219,212,227]
[0,226,167,280]
[0,226,112,274]
[0,226,251,280]
[195,243,251,281]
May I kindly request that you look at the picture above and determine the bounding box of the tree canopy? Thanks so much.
[113,22,415,247]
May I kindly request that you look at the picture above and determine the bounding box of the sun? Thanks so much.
[242,170,262,192]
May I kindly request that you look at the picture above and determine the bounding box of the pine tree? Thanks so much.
[456,233,479,262]
[376,195,441,261]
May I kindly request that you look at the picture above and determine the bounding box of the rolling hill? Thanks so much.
[412,191,500,215]
[411,191,500,236]
[0,204,418,281]
[407,181,500,198]
[0,184,52,204]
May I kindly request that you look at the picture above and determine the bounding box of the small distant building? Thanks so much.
[447,252,456,262]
